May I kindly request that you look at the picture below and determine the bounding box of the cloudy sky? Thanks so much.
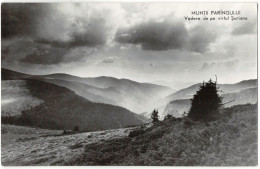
[1,3,257,89]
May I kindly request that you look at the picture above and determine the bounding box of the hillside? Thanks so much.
[1,68,29,80]
[163,99,191,118]
[41,79,116,105]
[2,68,174,113]
[163,87,257,118]
[1,80,43,116]
[165,79,257,103]
[155,79,257,118]
[221,87,257,107]
[2,79,144,131]
[42,73,174,113]
[67,104,257,166]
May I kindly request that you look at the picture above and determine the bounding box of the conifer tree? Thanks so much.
[151,109,159,123]
[188,79,222,121]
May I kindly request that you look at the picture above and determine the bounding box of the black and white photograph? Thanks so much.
[1,2,258,166]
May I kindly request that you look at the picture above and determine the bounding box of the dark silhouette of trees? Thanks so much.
[151,109,159,123]
[188,79,222,121]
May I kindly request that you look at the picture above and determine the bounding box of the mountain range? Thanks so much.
[164,79,257,102]
[1,68,257,129]
[2,68,174,113]
[2,68,149,131]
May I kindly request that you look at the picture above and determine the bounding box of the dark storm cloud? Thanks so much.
[1,39,69,65]
[115,21,189,51]
[1,3,49,39]
[2,3,108,48]
[2,38,97,65]
[2,4,110,66]
[35,16,107,48]
[115,21,217,53]
[232,21,257,35]
[20,47,68,65]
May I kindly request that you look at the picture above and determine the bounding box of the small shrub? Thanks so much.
[74,125,79,132]
[164,114,173,120]
[149,129,166,140]
[128,128,145,138]
[183,118,195,128]
[69,142,83,149]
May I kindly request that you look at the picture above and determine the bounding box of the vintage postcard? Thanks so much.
[1,2,257,166]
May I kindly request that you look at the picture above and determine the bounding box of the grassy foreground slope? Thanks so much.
[1,124,137,166]
[68,104,257,166]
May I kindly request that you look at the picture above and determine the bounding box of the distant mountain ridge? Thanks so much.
[1,69,147,131]
[162,80,257,118]
[2,68,174,113]
[165,79,257,103]
[139,79,257,119]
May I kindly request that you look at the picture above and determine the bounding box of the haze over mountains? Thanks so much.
[2,68,174,113]
[164,79,257,102]
[42,74,175,113]
[1,68,147,131]
[1,68,257,128]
